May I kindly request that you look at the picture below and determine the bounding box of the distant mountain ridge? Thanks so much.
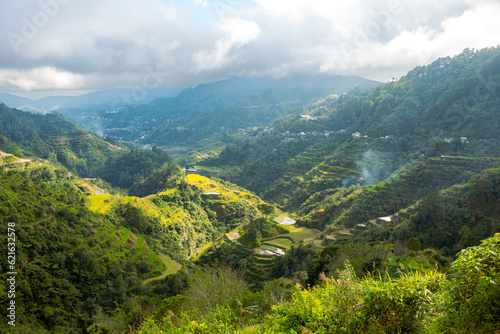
[150,75,380,109]
[0,87,182,113]
[0,75,379,115]
[93,75,381,153]
[1,75,381,159]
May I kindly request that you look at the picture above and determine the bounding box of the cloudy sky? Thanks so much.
[1,0,499,98]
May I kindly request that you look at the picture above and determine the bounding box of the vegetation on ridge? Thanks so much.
[1,47,500,333]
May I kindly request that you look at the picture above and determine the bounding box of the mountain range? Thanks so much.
[0,47,499,333]
[0,87,181,113]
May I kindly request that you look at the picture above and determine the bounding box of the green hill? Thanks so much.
[298,156,500,229]
[0,103,126,176]
[0,154,270,332]
[201,47,500,212]
[2,47,500,333]
[0,165,165,333]
[392,166,500,255]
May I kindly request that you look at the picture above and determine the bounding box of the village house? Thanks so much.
[375,216,392,227]
[300,115,317,120]
[202,191,221,199]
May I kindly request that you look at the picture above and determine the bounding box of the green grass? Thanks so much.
[259,245,279,252]
[143,255,182,285]
[163,256,182,275]
[87,193,117,213]
[263,238,294,249]
[238,324,263,334]
[129,235,147,261]
[254,255,274,261]
[288,228,321,243]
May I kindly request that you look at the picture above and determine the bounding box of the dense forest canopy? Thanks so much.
[1,47,500,333]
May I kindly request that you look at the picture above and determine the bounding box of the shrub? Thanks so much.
[138,301,256,334]
[438,233,500,332]
[263,261,448,334]
[185,265,248,312]
[265,261,363,333]
[406,237,421,252]
[359,268,447,333]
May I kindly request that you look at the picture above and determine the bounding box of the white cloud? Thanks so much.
[0,0,499,95]
[194,0,209,7]
[253,0,309,18]
[192,18,261,72]
[316,1,500,80]
[436,3,500,52]
[0,67,85,91]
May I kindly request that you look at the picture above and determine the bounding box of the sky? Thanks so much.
[0,0,499,98]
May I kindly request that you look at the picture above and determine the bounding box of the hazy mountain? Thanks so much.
[2,48,500,334]
[0,93,37,112]
[95,75,381,154]
[0,87,182,114]
[150,75,381,109]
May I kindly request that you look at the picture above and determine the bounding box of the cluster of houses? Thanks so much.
[299,114,318,121]
[352,132,395,140]
[352,133,472,144]
[352,133,472,143]
[280,129,401,144]
[281,130,476,145]
[444,137,469,143]
[281,129,347,143]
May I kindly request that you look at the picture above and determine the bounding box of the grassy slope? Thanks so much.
[87,173,265,261]
[142,255,182,285]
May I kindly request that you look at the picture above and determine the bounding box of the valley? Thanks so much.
[0,47,500,333]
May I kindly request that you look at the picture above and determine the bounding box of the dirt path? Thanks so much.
[143,254,182,285]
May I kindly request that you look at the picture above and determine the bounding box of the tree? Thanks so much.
[406,237,421,252]
[258,203,275,219]
[185,265,247,312]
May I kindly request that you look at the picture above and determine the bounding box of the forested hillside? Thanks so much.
[201,47,500,212]
[0,104,126,176]
[87,76,380,161]
[0,155,269,333]
[0,165,167,333]
[1,47,500,334]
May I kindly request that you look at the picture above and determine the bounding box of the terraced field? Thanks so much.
[289,227,321,243]
[190,242,214,260]
[282,140,339,180]
[186,173,263,205]
[80,219,167,282]
[87,193,121,213]
[262,237,294,249]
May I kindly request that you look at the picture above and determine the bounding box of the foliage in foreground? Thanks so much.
[138,233,500,334]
